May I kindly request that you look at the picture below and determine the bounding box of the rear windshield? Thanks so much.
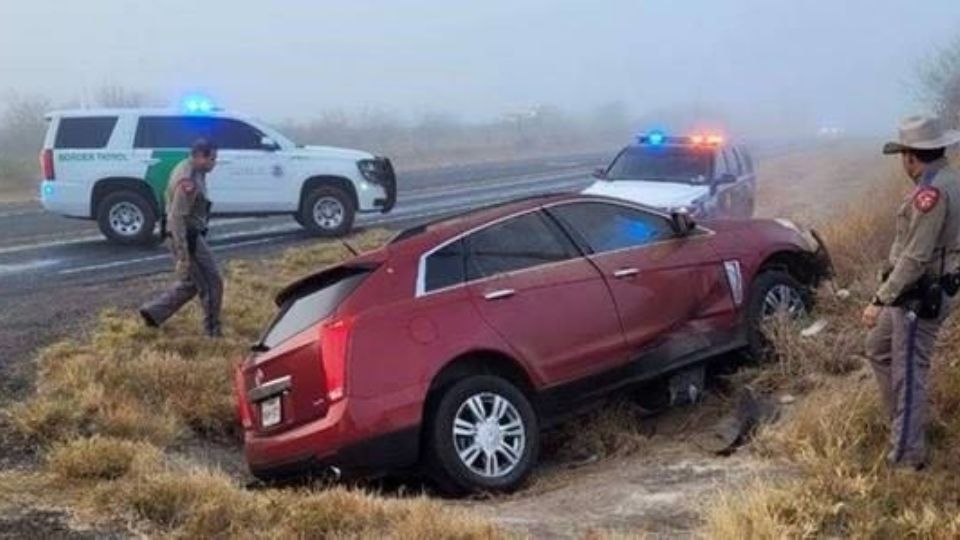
[259,269,370,349]
[54,117,118,149]
[605,146,713,184]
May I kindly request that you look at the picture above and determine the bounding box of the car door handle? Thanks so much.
[216,158,234,165]
[484,289,515,301]
[141,158,160,166]
[613,268,639,279]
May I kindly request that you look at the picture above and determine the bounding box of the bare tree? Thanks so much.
[920,38,960,127]
[0,94,49,157]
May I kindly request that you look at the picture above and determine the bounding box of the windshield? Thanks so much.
[604,146,713,183]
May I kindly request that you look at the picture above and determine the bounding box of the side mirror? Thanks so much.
[592,167,607,180]
[261,136,279,151]
[670,211,696,236]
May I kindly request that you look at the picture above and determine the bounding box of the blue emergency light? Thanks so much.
[183,95,214,114]
[647,131,665,145]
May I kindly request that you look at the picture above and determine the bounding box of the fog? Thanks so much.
[1,0,959,138]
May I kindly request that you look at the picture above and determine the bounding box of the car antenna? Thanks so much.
[341,240,359,256]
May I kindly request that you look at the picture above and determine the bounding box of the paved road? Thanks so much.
[0,153,611,293]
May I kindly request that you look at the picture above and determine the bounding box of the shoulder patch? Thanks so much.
[178,179,196,194]
[914,187,940,213]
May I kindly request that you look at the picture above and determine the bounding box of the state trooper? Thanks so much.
[139,139,223,337]
[863,115,960,470]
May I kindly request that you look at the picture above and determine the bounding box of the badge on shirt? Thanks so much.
[914,187,940,213]
[179,179,196,194]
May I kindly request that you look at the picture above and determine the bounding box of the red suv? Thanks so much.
[235,193,831,494]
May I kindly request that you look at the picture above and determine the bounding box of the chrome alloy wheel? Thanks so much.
[761,283,806,319]
[452,392,526,478]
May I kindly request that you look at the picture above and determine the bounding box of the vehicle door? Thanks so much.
[132,115,284,214]
[712,147,753,218]
[204,117,288,213]
[545,201,725,367]
[461,210,628,385]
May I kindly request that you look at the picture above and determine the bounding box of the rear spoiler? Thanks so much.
[274,263,379,307]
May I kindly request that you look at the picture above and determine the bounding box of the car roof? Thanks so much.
[45,108,242,119]
[389,192,666,251]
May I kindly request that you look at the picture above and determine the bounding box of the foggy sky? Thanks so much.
[1,0,959,137]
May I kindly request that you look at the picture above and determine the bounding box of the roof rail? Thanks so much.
[388,192,571,245]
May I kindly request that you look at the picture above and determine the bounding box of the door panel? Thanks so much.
[547,201,726,361]
[207,149,286,213]
[468,258,627,385]
[458,210,628,386]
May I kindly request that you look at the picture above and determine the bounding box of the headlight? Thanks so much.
[357,159,382,183]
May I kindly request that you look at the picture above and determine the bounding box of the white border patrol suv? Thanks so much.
[39,107,396,244]
[583,132,756,219]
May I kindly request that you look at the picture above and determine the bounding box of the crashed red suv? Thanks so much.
[235,193,830,494]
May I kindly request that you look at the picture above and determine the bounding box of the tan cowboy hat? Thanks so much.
[882,115,960,154]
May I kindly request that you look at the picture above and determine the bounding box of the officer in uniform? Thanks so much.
[139,139,223,337]
[863,115,960,470]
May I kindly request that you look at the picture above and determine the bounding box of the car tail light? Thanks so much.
[40,149,55,180]
[234,363,253,429]
[319,316,354,403]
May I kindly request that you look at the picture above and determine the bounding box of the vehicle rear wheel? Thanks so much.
[744,270,810,361]
[425,375,538,495]
[299,185,355,237]
[96,190,156,245]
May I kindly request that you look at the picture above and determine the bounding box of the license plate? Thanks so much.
[260,396,281,428]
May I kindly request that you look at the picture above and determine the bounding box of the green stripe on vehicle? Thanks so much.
[144,150,189,211]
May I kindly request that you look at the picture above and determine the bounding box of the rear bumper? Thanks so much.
[245,404,420,481]
[40,180,90,218]
[241,387,420,481]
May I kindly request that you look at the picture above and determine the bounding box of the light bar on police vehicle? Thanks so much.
[635,131,725,146]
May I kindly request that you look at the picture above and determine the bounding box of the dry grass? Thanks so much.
[702,168,960,538]
[2,229,509,538]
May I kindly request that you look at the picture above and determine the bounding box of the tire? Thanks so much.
[96,190,157,245]
[299,185,355,237]
[425,375,539,495]
[744,270,811,361]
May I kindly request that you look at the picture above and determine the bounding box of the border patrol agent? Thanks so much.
[863,116,960,470]
[139,140,224,337]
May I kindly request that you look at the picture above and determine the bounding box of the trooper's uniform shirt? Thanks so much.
[140,159,223,335]
[866,158,960,468]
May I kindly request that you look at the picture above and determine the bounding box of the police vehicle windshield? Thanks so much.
[605,145,713,184]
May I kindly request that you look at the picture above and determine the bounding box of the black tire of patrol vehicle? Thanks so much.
[425,375,539,496]
[300,186,356,237]
[744,270,811,362]
[96,190,157,245]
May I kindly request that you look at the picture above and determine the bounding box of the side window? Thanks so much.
[424,240,466,293]
[463,212,577,280]
[714,149,731,177]
[209,118,264,150]
[134,116,265,149]
[135,116,209,148]
[550,202,676,253]
[729,148,743,175]
[740,148,754,173]
[54,117,118,149]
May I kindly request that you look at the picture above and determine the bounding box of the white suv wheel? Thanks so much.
[109,201,145,237]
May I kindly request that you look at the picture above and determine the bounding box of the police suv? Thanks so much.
[584,132,756,219]
[39,105,396,244]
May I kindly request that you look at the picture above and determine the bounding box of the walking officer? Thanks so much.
[863,115,960,470]
[139,139,223,337]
